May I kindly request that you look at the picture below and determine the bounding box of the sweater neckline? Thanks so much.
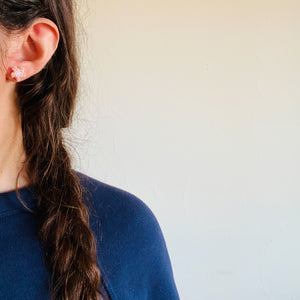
[0,185,37,215]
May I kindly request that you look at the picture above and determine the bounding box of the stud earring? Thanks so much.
[9,66,26,82]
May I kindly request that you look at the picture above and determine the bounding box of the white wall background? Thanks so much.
[68,1,300,299]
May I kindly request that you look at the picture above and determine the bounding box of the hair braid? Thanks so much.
[0,1,107,299]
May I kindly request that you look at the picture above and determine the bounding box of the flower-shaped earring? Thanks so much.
[8,66,26,82]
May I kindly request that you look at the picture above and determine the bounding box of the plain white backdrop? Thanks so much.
[67,1,300,299]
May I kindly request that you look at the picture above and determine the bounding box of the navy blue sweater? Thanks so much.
[0,170,180,300]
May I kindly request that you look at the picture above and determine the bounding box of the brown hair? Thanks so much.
[0,1,107,299]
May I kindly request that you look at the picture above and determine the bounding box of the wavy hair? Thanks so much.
[0,1,107,299]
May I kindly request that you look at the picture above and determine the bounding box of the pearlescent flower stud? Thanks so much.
[9,66,26,82]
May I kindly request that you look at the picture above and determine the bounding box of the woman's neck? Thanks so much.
[0,87,29,193]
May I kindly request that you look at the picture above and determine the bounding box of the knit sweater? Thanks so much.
[0,170,180,300]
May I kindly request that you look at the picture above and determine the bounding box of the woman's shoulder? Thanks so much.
[73,169,180,300]
[73,169,168,254]
[74,169,156,227]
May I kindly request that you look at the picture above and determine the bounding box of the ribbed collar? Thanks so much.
[0,185,37,215]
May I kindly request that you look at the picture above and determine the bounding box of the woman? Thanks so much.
[0,1,180,300]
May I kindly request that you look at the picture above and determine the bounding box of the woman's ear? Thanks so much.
[5,17,60,82]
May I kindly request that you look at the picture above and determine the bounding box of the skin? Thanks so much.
[0,18,59,193]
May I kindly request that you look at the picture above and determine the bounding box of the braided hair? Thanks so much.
[0,1,107,299]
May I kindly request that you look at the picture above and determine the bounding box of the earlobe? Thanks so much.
[5,18,60,82]
[6,66,26,82]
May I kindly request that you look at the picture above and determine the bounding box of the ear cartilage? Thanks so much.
[10,66,25,82]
